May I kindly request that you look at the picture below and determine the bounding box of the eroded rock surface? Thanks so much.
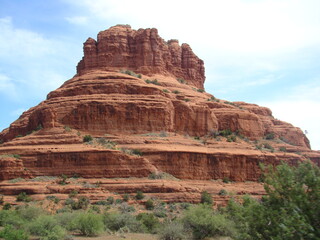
[0,25,319,203]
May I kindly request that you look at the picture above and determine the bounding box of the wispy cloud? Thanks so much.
[65,16,88,25]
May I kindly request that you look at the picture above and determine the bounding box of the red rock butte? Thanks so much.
[0,25,319,204]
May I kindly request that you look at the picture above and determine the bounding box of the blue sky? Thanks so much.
[0,0,320,150]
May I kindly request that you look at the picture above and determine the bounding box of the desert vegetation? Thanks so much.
[0,161,319,240]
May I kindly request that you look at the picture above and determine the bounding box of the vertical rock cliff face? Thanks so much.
[76,25,205,89]
[0,25,318,185]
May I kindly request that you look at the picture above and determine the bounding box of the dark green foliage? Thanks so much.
[182,204,237,239]
[16,205,45,221]
[46,195,60,204]
[16,192,31,202]
[3,203,11,210]
[219,189,228,196]
[132,149,143,156]
[135,191,145,200]
[226,161,320,240]
[158,220,187,240]
[115,199,123,204]
[227,135,236,142]
[223,177,231,183]
[0,225,29,240]
[177,78,186,84]
[71,196,90,210]
[0,195,3,205]
[145,199,154,210]
[83,134,93,142]
[107,196,114,205]
[197,88,205,93]
[58,174,68,185]
[200,191,213,205]
[172,90,180,94]
[145,79,161,85]
[68,190,78,198]
[162,89,170,93]
[122,193,130,202]
[263,143,274,152]
[279,146,287,152]
[219,129,232,137]
[136,213,160,233]
[72,212,104,236]
[265,132,275,140]
[183,98,191,102]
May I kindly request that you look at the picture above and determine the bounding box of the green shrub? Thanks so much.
[279,146,287,152]
[122,194,129,202]
[197,88,205,93]
[118,203,135,213]
[0,225,29,240]
[145,199,154,210]
[223,177,231,183]
[0,195,3,205]
[227,135,236,142]
[135,191,145,200]
[172,90,180,94]
[265,132,275,140]
[177,78,186,84]
[46,195,60,204]
[55,211,81,231]
[68,190,78,198]
[28,215,66,239]
[158,221,187,240]
[145,79,161,85]
[162,89,170,93]
[3,203,11,210]
[200,191,213,205]
[107,196,114,205]
[16,192,32,202]
[103,212,143,232]
[218,189,228,196]
[182,204,237,239]
[71,196,90,210]
[83,135,93,142]
[120,70,141,78]
[72,212,104,236]
[219,129,232,137]
[16,205,45,221]
[136,213,160,233]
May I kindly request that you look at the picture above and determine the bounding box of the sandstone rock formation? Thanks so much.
[77,25,205,89]
[0,25,319,202]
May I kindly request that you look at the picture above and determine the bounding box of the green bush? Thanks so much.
[219,129,232,137]
[118,202,135,213]
[71,196,90,210]
[28,215,66,239]
[218,189,228,196]
[16,205,45,221]
[200,191,213,205]
[3,203,11,210]
[145,199,154,210]
[68,190,78,198]
[279,146,287,152]
[135,191,145,200]
[182,204,237,239]
[103,212,143,232]
[107,196,114,205]
[227,135,236,142]
[136,213,160,233]
[265,132,275,140]
[0,225,29,240]
[16,192,32,202]
[158,220,187,240]
[122,194,129,202]
[0,195,3,205]
[83,135,93,142]
[72,212,104,236]
[162,89,170,93]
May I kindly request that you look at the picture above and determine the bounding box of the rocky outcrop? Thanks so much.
[0,25,318,189]
[76,25,205,89]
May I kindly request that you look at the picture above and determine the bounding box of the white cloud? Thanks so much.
[0,73,18,99]
[65,16,88,25]
[0,17,78,99]
[261,100,320,150]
